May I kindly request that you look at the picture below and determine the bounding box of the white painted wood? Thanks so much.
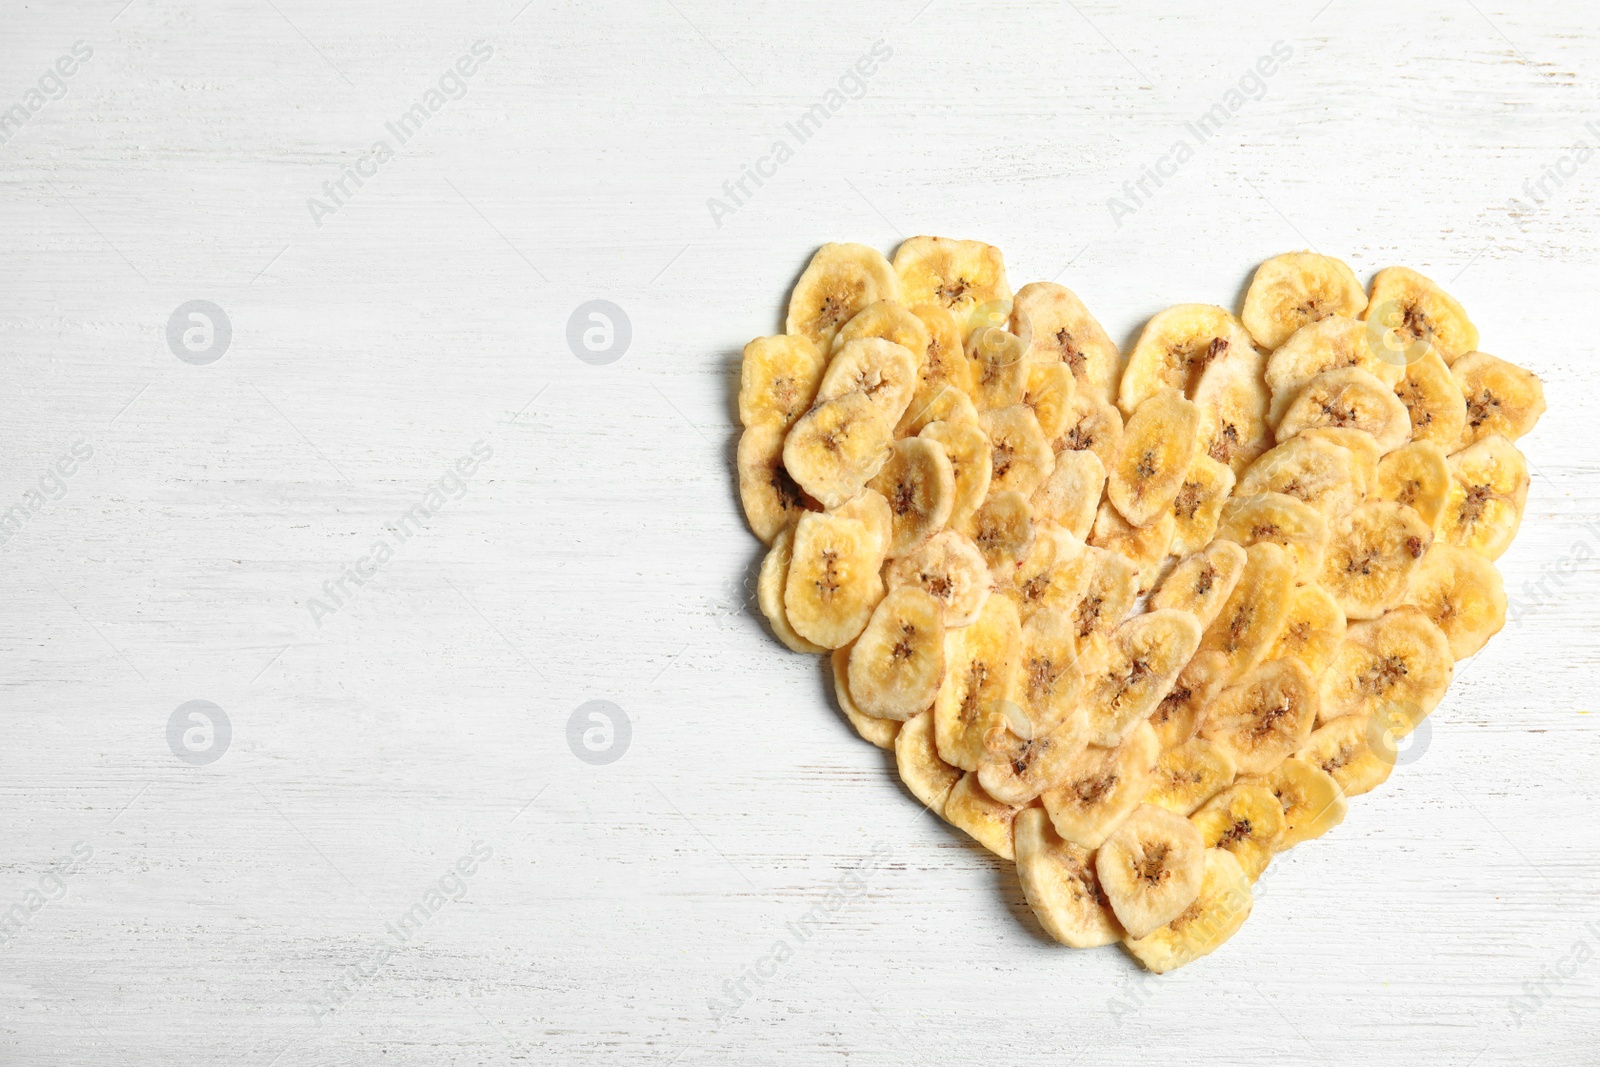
[1,0,1596,1062]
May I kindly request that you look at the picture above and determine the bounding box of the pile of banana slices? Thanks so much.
[737,238,1545,973]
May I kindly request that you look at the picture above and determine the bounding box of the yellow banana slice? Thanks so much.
[1149,540,1248,631]
[1022,362,1078,441]
[1215,491,1330,581]
[1451,350,1547,449]
[1198,541,1296,682]
[757,524,827,654]
[893,236,1011,336]
[965,327,1030,410]
[1110,390,1201,528]
[1148,650,1231,751]
[1055,390,1124,475]
[1193,345,1272,475]
[1374,440,1452,530]
[1146,738,1237,817]
[1070,545,1140,642]
[1122,848,1252,973]
[1264,315,1406,426]
[1362,265,1479,366]
[1390,350,1464,449]
[740,334,827,431]
[1081,609,1202,747]
[783,390,893,509]
[965,490,1036,581]
[934,593,1022,771]
[847,587,947,720]
[981,404,1056,497]
[784,510,886,648]
[896,708,963,812]
[1169,455,1237,557]
[911,302,972,385]
[896,380,981,439]
[1296,714,1392,797]
[1119,304,1257,416]
[1015,607,1092,739]
[943,773,1030,860]
[1294,426,1381,497]
[1249,756,1346,850]
[1236,435,1364,521]
[1009,524,1091,623]
[1190,784,1284,883]
[738,423,808,544]
[831,645,901,749]
[979,710,1094,806]
[1096,804,1207,940]
[1013,807,1124,948]
[1403,542,1507,660]
[919,418,991,531]
[1041,722,1160,849]
[1011,281,1121,403]
[787,242,901,351]
[867,437,956,558]
[1267,582,1346,678]
[1439,435,1529,561]
[832,489,892,564]
[832,300,931,363]
[1089,502,1175,594]
[884,529,992,629]
[1319,605,1453,726]
[1031,448,1106,541]
[1200,657,1320,774]
[1276,367,1412,453]
[1318,500,1432,620]
[1242,251,1369,351]
[815,337,920,426]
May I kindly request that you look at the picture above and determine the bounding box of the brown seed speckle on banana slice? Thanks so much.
[1055,390,1124,475]
[783,390,893,510]
[919,418,991,529]
[1242,252,1369,351]
[1011,281,1121,403]
[1199,657,1320,775]
[1149,540,1248,632]
[832,300,931,365]
[1023,362,1078,441]
[893,237,1011,336]
[1247,756,1347,851]
[740,334,828,431]
[784,510,886,649]
[1169,455,1236,556]
[965,490,1036,582]
[1041,722,1160,850]
[1277,367,1412,454]
[1439,435,1529,561]
[1318,500,1432,620]
[1374,440,1452,529]
[1216,491,1330,582]
[832,645,902,749]
[1013,807,1124,948]
[1451,350,1547,450]
[1090,501,1175,594]
[1198,541,1296,683]
[1096,804,1207,940]
[1146,738,1237,817]
[847,587,947,721]
[1148,650,1231,751]
[1404,542,1507,660]
[884,529,992,628]
[1192,345,1272,475]
[868,437,956,558]
[1081,609,1202,747]
[1264,315,1405,426]
[1110,390,1200,528]
[934,593,1022,771]
[980,404,1056,497]
[1297,714,1392,798]
[1032,448,1106,541]
[758,524,828,654]
[1362,265,1479,366]
[966,327,1031,411]
[816,337,920,427]
[1267,582,1346,678]
[1190,784,1285,883]
[1123,847,1253,973]
[787,242,901,351]
[1237,435,1365,521]
[1318,605,1453,727]
[738,423,808,544]
[944,773,1032,860]
[896,708,963,812]
[1119,304,1258,417]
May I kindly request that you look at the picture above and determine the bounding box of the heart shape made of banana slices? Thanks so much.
[738,238,1544,973]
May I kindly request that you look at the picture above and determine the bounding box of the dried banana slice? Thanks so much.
[1403,542,1507,660]
[1022,362,1078,440]
[1318,605,1453,726]
[965,490,1036,581]
[918,418,991,529]
[815,337,919,426]
[740,334,827,431]
[831,645,901,749]
[787,242,901,350]
[1267,582,1346,678]
[884,529,992,628]
[1190,784,1284,883]
[1070,545,1140,642]
[966,327,1030,410]
[1096,804,1206,939]
[832,300,931,363]
[1242,252,1369,351]
[1146,738,1237,817]
[757,524,827,654]
[1041,722,1159,849]
[1264,316,1405,426]
[1168,455,1236,557]
[933,593,1022,771]
[893,237,1011,336]
[1236,436,1364,521]
[1081,609,1202,747]
[1215,491,1330,581]
[1149,540,1248,632]
[1011,281,1121,403]
[1294,426,1381,496]
[1192,345,1272,475]
[1451,351,1547,449]
[1110,390,1200,528]
[896,708,963,812]
[1318,500,1432,620]
[1089,502,1175,594]
[1199,657,1320,774]
[1031,448,1106,541]
[1373,440,1452,530]
[1276,367,1412,454]
[1119,304,1257,416]
[1439,435,1529,561]
[1123,848,1252,974]
[1198,541,1296,682]
[832,489,892,564]
[979,712,1093,806]
[1148,651,1231,751]
[783,391,893,509]
[1250,756,1346,850]
[1055,390,1124,474]
[943,773,1028,860]
[981,404,1056,497]
[738,423,807,544]
[1362,265,1479,366]
[847,587,947,720]
[1013,807,1123,948]
[1015,607,1091,738]
[1009,524,1091,623]
[867,437,956,558]
[784,510,886,648]
[896,380,981,439]
[1391,351,1465,450]
[1296,714,1392,798]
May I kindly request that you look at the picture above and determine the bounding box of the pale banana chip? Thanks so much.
[966,327,1031,410]
[1041,722,1160,849]
[934,593,1022,771]
[1081,609,1202,747]
[1169,454,1236,556]
[1089,501,1175,594]
[1122,848,1253,973]
[758,524,827,654]
[893,237,1011,336]
[832,645,901,749]
[1403,542,1506,660]
[738,423,807,544]
[896,708,963,812]
[884,529,992,628]
[1149,540,1248,632]
[784,390,893,509]
[1277,367,1412,454]
[1318,605,1453,727]
[1054,390,1124,475]
[1215,491,1330,582]
[981,404,1056,497]
[816,337,919,426]
[867,437,956,558]
[1374,440,1452,530]
[1022,362,1078,440]
[741,334,828,431]
[1318,500,1432,621]
[1011,281,1120,403]
[1362,266,1478,366]
[943,773,1030,860]
[787,242,901,350]
[1119,304,1257,416]
[1242,252,1368,351]
[1110,390,1200,528]
[920,418,991,529]
[1439,435,1529,561]
[1265,315,1405,426]
[1014,807,1123,948]
[1451,350,1547,450]
[1031,448,1106,541]
[848,586,947,720]
[784,509,886,649]
[965,490,1036,582]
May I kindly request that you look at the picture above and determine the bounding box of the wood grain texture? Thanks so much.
[1,0,1597,1063]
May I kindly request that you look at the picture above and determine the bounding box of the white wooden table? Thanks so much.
[1,0,1596,1063]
